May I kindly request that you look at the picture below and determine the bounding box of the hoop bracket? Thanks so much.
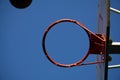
[89,33,105,54]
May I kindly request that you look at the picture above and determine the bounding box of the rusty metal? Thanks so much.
[42,19,106,67]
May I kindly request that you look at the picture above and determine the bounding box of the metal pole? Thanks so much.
[110,7,120,14]
[109,42,120,54]
[108,64,120,69]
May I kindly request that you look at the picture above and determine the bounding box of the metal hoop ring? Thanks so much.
[42,19,91,67]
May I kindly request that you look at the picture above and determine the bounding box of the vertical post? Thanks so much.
[104,0,110,80]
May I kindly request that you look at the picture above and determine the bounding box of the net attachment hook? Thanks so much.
[42,19,106,67]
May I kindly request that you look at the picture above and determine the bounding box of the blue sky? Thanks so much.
[0,0,120,80]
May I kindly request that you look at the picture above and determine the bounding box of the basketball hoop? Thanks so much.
[42,19,105,68]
